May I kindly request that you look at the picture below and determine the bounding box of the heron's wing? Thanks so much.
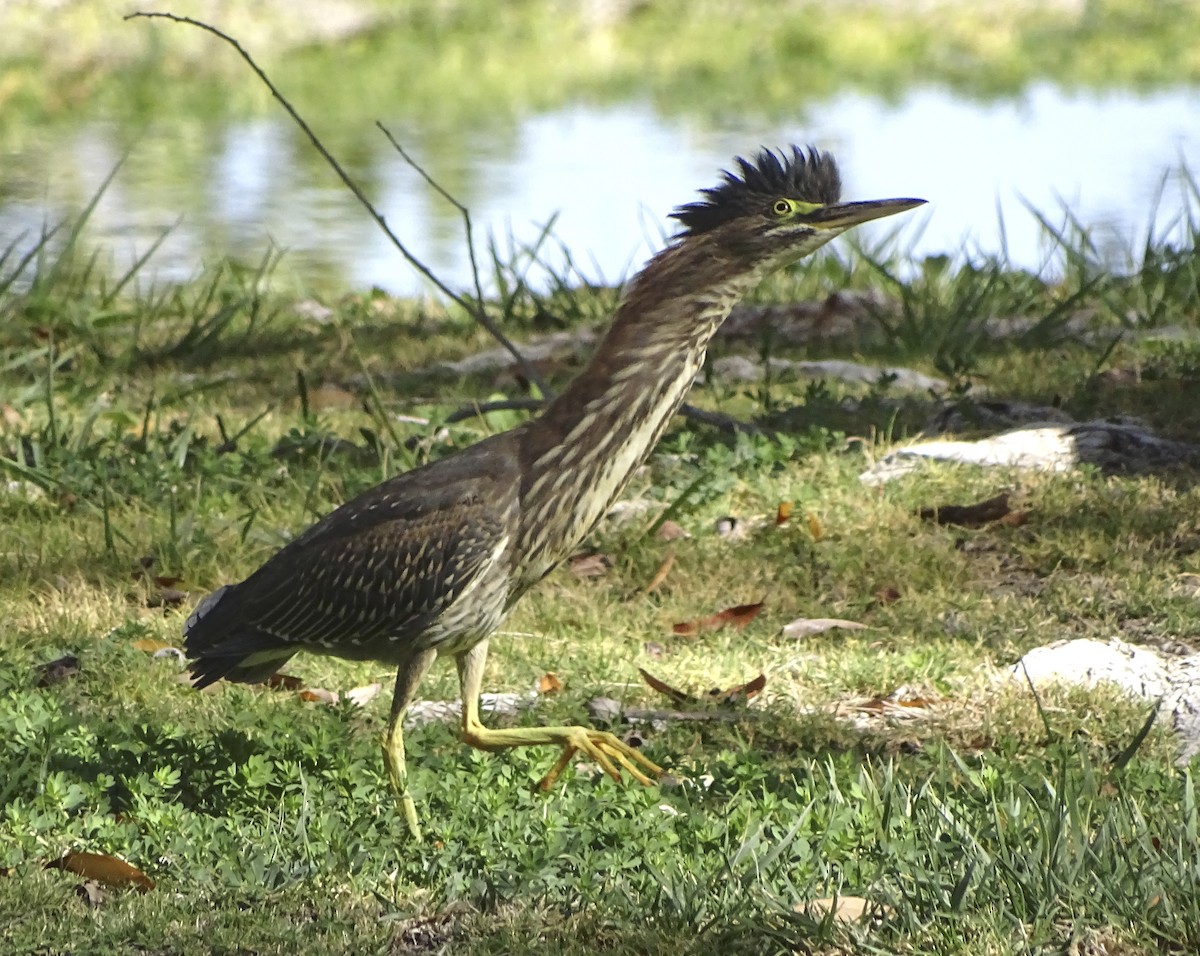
[186,445,518,681]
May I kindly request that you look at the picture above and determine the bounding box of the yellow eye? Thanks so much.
[772,199,794,216]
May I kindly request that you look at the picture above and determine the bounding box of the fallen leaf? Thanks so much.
[638,668,697,705]
[672,600,764,636]
[993,509,1032,527]
[642,551,675,594]
[919,492,1011,528]
[707,672,766,704]
[299,687,339,704]
[131,638,171,653]
[344,683,382,707]
[799,896,891,922]
[775,502,793,525]
[154,587,189,608]
[807,513,824,541]
[35,655,80,687]
[655,520,689,541]
[781,617,868,639]
[874,586,902,605]
[568,552,612,578]
[264,672,304,691]
[537,672,563,695]
[47,851,154,893]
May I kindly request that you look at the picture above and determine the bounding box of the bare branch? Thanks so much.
[125,11,550,397]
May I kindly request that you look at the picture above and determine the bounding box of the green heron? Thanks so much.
[185,146,924,839]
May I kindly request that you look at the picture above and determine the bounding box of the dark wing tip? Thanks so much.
[669,145,842,237]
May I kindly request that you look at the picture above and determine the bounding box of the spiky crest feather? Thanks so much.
[670,146,842,236]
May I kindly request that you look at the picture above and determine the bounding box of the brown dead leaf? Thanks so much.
[48,851,154,893]
[642,551,675,594]
[537,672,563,695]
[781,617,868,639]
[799,896,891,922]
[35,655,80,687]
[264,672,304,691]
[993,509,1032,527]
[146,587,189,609]
[638,668,697,705]
[568,552,612,578]
[919,492,1011,528]
[807,513,824,541]
[874,585,901,605]
[131,638,171,653]
[775,501,793,525]
[298,687,339,704]
[655,520,689,541]
[672,600,764,636]
[707,672,766,705]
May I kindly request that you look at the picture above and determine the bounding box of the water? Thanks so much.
[3,82,1198,297]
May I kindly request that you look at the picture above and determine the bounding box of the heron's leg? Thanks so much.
[381,647,438,840]
[456,639,662,791]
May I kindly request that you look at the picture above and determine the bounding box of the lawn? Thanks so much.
[3,159,1200,953]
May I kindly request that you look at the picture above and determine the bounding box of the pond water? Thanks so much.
[3,81,1198,297]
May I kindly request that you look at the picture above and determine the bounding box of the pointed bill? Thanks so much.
[812,197,926,229]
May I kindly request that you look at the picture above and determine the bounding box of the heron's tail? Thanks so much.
[184,584,296,687]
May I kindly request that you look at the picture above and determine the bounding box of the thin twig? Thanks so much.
[125,11,549,397]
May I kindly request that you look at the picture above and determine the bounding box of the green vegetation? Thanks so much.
[4,0,1200,136]
[2,170,1200,953]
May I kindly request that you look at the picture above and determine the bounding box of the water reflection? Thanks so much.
[2,83,1197,297]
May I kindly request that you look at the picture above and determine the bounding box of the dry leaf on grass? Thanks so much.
[298,687,339,704]
[568,552,612,578]
[264,672,304,691]
[145,587,189,609]
[638,668,696,705]
[775,501,793,525]
[797,896,892,922]
[834,686,938,719]
[640,668,766,707]
[919,492,1013,528]
[655,520,689,541]
[874,585,902,605]
[781,617,868,639]
[47,851,154,893]
[706,672,766,704]
[807,513,824,540]
[537,673,563,694]
[672,600,764,636]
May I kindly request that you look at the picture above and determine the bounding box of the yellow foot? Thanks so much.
[535,727,663,792]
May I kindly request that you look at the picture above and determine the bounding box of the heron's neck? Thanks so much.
[512,240,759,584]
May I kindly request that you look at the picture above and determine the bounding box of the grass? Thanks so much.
[3,182,1200,953]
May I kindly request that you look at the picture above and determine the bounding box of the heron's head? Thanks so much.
[669,146,924,273]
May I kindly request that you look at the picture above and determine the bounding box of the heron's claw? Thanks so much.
[537,728,662,791]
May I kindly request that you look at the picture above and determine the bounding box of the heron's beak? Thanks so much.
[813,197,926,229]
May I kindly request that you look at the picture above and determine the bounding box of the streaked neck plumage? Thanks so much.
[510,232,766,589]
